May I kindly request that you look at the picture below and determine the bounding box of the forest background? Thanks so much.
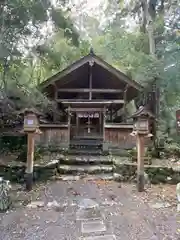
[0,0,180,152]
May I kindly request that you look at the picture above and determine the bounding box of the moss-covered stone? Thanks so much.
[0,159,60,183]
[114,163,180,184]
[57,164,113,175]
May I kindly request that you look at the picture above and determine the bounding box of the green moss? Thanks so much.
[114,163,180,184]
[16,146,43,162]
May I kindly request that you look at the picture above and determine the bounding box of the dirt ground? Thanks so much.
[0,180,179,240]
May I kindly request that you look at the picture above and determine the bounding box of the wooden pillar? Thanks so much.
[123,85,128,122]
[137,134,145,192]
[103,107,106,141]
[44,129,49,147]
[76,112,79,137]
[89,71,92,100]
[102,107,108,151]
[25,132,35,191]
[99,111,102,135]
[68,106,71,145]
[110,107,113,122]
[53,84,58,122]
[89,60,94,100]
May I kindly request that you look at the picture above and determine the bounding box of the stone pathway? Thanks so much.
[0,181,179,240]
[76,198,116,240]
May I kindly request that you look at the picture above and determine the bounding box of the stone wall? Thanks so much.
[1,159,180,184]
[0,160,60,183]
[114,163,180,184]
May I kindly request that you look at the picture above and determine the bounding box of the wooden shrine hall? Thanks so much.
[38,49,151,151]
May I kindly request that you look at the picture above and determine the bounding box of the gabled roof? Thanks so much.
[40,50,144,91]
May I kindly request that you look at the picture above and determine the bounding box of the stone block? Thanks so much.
[83,235,116,240]
[81,220,106,234]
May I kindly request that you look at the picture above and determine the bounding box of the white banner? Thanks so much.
[77,112,99,118]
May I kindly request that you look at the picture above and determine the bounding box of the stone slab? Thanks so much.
[78,198,99,209]
[81,220,106,234]
[82,234,116,240]
[177,203,180,212]
[59,165,113,172]
[76,208,102,220]
[150,201,171,209]
[59,175,81,181]
[26,201,45,208]
[83,174,113,181]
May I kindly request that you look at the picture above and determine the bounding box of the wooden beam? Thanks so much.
[55,99,124,104]
[40,124,68,128]
[57,88,123,93]
[105,124,133,129]
[69,108,104,112]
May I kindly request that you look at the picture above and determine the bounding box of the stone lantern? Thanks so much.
[18,108,42,134]
[130,106,155,192]
[17,108,42,190]
[131,106,154,137]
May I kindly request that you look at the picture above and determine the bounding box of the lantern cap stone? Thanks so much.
[16,107,43,116]
[130,106,155,119]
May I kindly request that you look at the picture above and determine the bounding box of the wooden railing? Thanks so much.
[105,123,135,149]
[105,123,133,129]
[104,123,151,149]
[36,124,69,147]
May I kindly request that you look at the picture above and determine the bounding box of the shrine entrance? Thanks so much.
[68,105,105,149]
[74,111,103,139]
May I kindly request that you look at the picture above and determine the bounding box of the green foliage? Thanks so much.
[50,8,79,46]
[16,146,43,162]
[127,148,137,161]
[0,0,80,118]
[164,140,180,158]
[0,136,27,153]
[0,0,179,156]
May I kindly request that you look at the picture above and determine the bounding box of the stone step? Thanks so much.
[83,174,114,181]
[68,149,109,156]
[60,155,113,165]
[70,139,103,146]
[70,146,102,151]
[109,149,129,157]
[58,164,113,174]
[55,173,114,181]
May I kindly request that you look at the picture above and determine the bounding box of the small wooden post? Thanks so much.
[137,134,145,192]
[26,132,35,191]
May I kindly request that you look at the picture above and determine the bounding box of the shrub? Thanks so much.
[16,145,42,162]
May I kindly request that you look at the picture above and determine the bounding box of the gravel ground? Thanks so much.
[0,180,179,240]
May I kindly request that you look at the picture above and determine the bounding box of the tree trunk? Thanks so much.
[140,0,147,33]
[140,0,156,56]
[147,22,156,56]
